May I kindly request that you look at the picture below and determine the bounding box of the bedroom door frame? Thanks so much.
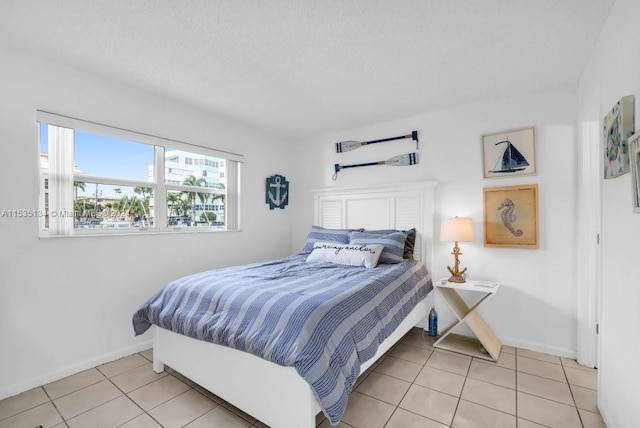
[576,87,602,368]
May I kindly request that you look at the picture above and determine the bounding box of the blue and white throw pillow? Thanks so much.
[301,226,362,254]
[306,242,384,268]
[363,228,416,259]
[349,231,407,264]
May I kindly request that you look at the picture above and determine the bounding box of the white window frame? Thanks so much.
[37,111,243,237]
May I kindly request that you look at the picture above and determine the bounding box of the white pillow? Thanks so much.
[306,242,384,268]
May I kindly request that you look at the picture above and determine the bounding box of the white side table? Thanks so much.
[433,278,502,361]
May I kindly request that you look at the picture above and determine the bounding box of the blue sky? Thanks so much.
[40,123,153,179]
[40,123,154,197]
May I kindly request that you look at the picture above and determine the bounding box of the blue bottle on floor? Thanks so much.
[428,307,438,337]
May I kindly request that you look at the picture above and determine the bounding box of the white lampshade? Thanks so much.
[440,217,475,242]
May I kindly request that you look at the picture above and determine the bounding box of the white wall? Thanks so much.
[290,87,579,357]
[0,47,293,399]
[579,0,640,426]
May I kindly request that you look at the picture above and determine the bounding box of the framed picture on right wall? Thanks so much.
[603,95,635,179]
[629,130,640,213]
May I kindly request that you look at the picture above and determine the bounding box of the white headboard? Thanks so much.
[311,182,438,271]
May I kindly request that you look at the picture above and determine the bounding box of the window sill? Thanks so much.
[39,227,242,239]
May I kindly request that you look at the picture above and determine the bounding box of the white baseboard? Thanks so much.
[598,402,612,428]
[499,336,577,360]
[0,340,153,401]
[417,330,578,360]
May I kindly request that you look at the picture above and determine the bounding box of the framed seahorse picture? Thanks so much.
[483,184,539,249]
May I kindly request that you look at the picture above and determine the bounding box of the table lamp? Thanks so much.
[440,216,475,283]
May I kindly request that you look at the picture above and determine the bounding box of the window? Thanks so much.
[37,111,242,236]
[162,148,227,228]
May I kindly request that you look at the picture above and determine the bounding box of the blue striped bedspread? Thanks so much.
[132,254,432,425]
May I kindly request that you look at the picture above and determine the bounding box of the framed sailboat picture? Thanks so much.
[482,127,536,179]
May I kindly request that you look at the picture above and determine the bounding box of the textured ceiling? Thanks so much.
[0,0,614,140]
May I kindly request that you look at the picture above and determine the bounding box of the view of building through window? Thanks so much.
[38,115,236,235]
[152,148,226,227]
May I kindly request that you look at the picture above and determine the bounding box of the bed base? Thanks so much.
[153,297,429,428]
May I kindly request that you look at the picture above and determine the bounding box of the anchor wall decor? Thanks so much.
[266,174,289,210]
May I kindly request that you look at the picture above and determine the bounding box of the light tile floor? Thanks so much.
[0,328,606,428]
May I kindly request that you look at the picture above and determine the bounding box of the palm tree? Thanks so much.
[93,183,100,219]
[166,196,190,226]
[140,198,151,226]
[173,198,190,217]
[200,211,216,222]
[211,183,226,206]
[166,192,182,216]
[133,187,153,224]
[210,183,226,222]
[73,181,85,200]
[104,202,114,219]
[182,175,206,225]
[74,199,94,221]
[134,187,153,200]
[198,192,210,223]
[117,196,131,222]
[118,196,146,225]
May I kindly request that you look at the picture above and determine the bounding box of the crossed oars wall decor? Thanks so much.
[335,130,418,153]
[333,153,417,181]
[332,130,419,180]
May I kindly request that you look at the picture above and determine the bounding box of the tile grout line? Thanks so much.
[39,385,67,427]
[382,343,453,428]
[362,340,441,428]
[424,331,469,427]
[514,349,560,428]
[97,355,168,427]
[448,352,473,428]
[515,349,519,427]
[155,387,216,428]
[115,352,248,427]
[61,388,126,425]
[516,349,587,428]
[108,365,167,428]
[0,387,55,425]
[515,350,561,428]
[381,341,432,428]
[465,355,521,412]
[561,360,585,428]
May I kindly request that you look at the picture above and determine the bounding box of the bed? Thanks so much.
[133,181,437,427]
